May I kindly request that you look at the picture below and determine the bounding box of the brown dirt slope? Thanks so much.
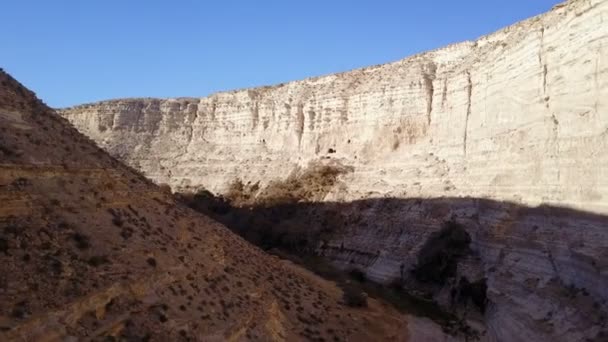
[0,69,408,341]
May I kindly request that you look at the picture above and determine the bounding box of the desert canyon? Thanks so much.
[1,0,607,341]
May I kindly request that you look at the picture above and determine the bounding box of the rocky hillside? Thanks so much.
[0,71,431,340]
[58,0,608,341]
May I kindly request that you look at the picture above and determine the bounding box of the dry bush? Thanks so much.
[225,179,258,205]
[223,163,350,207]
[158,183,172,194]
[412,220,471,284]
[177,163,352,254]
[342,285,368,307]
[256,163,350,206]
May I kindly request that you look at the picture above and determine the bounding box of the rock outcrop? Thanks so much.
[60,0,608,341]
[0,71,421,340]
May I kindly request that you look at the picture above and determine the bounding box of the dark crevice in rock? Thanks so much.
[295,103,305,147]
[412,220,471,285]
[423,62,437,126]
[463,71,472,156]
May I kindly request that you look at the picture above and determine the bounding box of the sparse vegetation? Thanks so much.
[412,220,471,285]
[457,277,488,313]
[256,163,351,206]
[147,257,157,267]
[178,163,350,252]
[88,255,110,267]
[71,232,91,250]
[11,301,29,319]
[112,217,124,227]
[341,285,368,307]
[348,268,366,283]
[0,237,8,255]
[177,170,485,337]
[158,183,172,194]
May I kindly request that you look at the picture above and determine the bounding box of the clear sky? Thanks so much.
[2,0,562,108]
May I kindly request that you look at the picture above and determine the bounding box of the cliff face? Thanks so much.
[59,0,608,341]
[61,0,608,213]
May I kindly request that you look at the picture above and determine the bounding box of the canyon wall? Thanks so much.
[60,0,608,341]
[62,0,608,214]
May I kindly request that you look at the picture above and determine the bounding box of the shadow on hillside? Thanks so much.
[177,188,607,336]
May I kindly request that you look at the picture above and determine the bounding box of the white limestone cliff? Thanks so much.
[61,0,608,214]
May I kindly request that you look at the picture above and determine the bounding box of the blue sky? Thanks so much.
[2,1,561,108]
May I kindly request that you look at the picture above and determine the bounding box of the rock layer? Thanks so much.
[60,0,608,341]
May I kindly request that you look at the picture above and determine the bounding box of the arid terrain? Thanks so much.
[2,0,607,341]
[58,0,608,341]
[0,70,442,341]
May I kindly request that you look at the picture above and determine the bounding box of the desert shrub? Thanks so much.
[158,183,172,194]
[225,179,260,205]
[88,255,110,267]
[11,301,29,319]
[342,285,368,307]
[224,180,244,204]
[112,217,124,227]
[388,278,403,291]
[147,257,157,267]
[71,232,91,250]
[0,237,8,254]
[412,220,471,284]
[257,164,350,206]
[178,163,352,255]
[457,277,488,313]
[11,177,30,189]
[348,268,367,283]
[0,143,15,157]
[184,189,231,215]
[47,257,63,275]
[120,228,134,239]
